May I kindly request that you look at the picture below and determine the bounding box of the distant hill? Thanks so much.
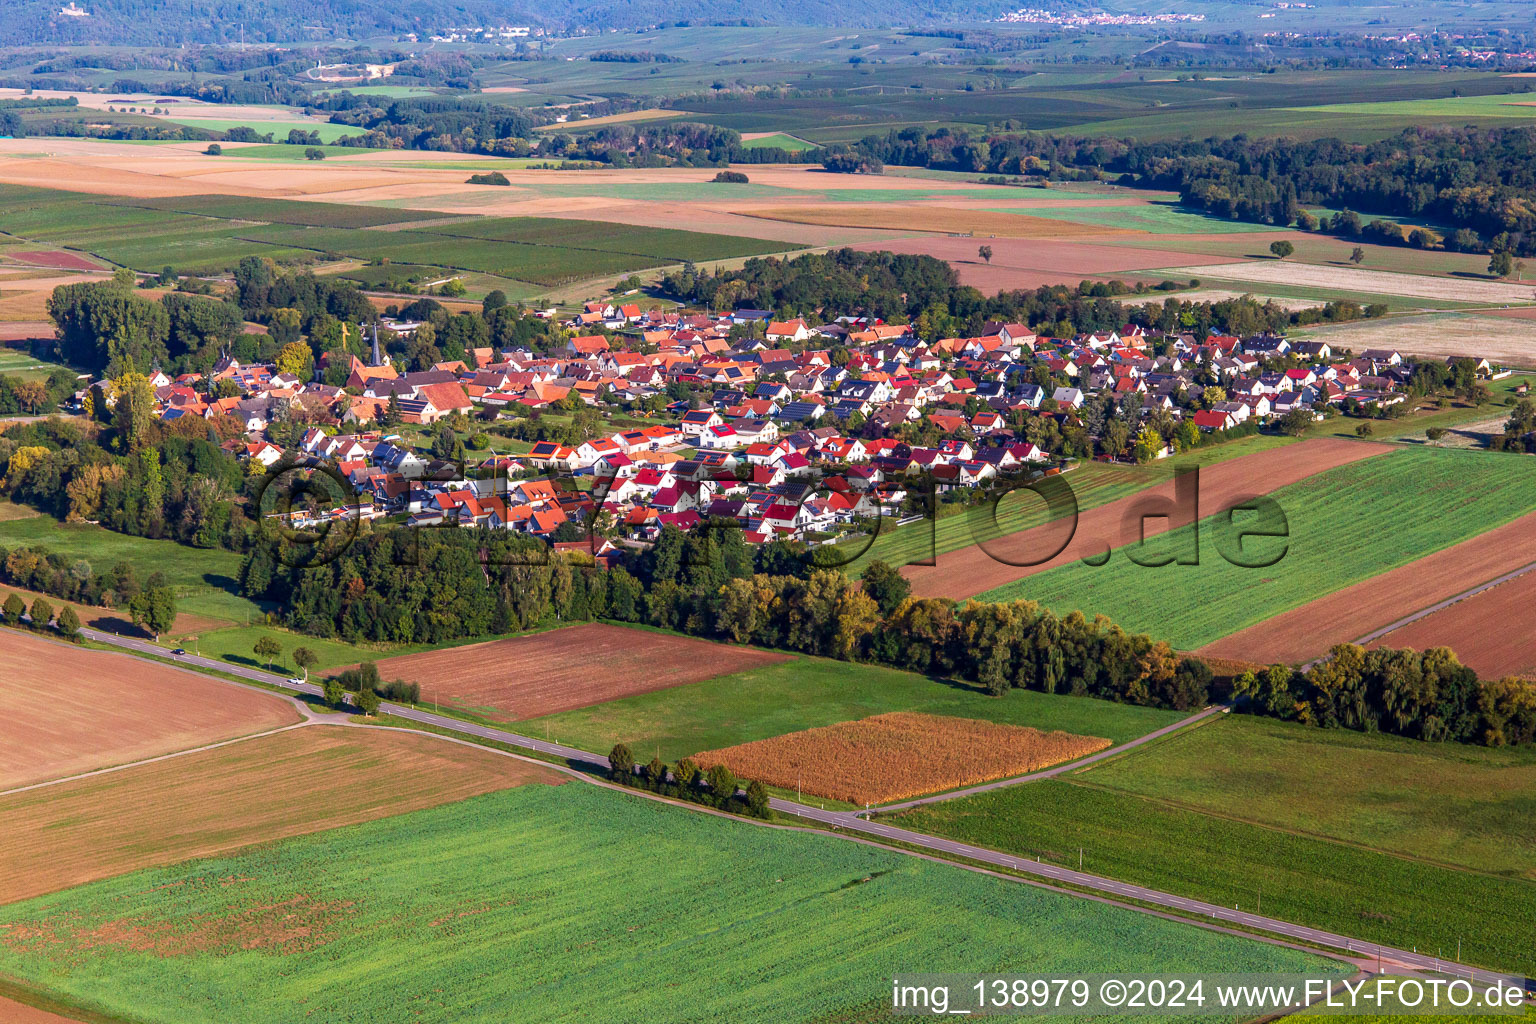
[0,0,1012,45]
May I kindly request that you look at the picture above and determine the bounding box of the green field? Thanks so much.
[240,225,668,285]
[107,194,444,228]
[242,218,797,286]
[162,117,368,143]
[977,448,1536,649]
[1081,714,1536,878]
[0,348,72,382]
[842,434,1297,576]
[1004,201,1278,235]
[1286,94,1536,120]
[522,653,1187,762]
[0,783,1337,1024]
[0,183,794,280]
[434,216,798,262]
[740,132,817,152]
[0,185,318,273]
[892,774,1536,979]
[0,513,258,621]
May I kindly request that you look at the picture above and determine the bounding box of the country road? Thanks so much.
[75,625,1535,993]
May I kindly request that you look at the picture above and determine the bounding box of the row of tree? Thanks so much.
[607,743,770,818]
[1,591,82,639]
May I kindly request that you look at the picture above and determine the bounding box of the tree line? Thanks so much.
[242,523,1215,713]
[1234,644,1536,747]
[1,589,83,641]
[830,124,1536,257]
[659,248,1352,338]
[242,519,1536,749]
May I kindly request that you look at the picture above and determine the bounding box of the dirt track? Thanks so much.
[1199,511,1536,667]
[905,438,1390,601]
[371,622,791,721]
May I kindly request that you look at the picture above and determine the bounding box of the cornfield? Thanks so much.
[693,712,1111,805]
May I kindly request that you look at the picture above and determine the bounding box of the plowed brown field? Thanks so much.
[1199,511,1536,667]
[0,630,301,790]
[369,623,791,721]
[1365,568,1536,679]
[905,437,1391,601]
[694,712,1109,805]
[0,725,562,905]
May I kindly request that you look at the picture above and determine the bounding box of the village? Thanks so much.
[112,299,1504,554]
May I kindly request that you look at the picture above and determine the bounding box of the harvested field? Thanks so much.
[1199,510,1536,666]
[535,108,688,130]
[0,725,562,905]
[1161,261,1536,304]
[1297,312,1536,367]
[738,204,1136,238]
[1365,569,1536,679]
[694,712,1110,805]
[848,236,1216,290]
[369,623,792,720]
[1180,288,1325,311]
[0,630,301,791]
[904,437,1389,601]
[5,250,101,272]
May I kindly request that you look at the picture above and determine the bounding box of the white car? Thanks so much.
[287,677,305,686]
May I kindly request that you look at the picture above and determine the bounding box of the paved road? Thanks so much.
[1302,558,1536,671]
[77,626,1534,993]
[874,704,1225,812]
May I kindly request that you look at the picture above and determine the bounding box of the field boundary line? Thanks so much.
[0,720,315,799]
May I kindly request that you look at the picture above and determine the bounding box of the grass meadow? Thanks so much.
[161,117,368,143]
[740,132,817,152]
[0,349,72,381]
[520,655,1187,762]
[0,513,255,621]
[108,195,445,228]
[1005,201,1277,235]
[978,447,1536,649]
[0,783,1337,1024]
[1081,714,1536,878]
[892,775,1536,979]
